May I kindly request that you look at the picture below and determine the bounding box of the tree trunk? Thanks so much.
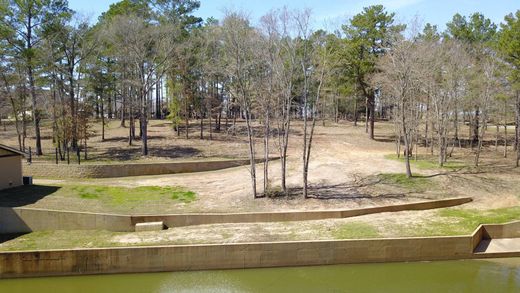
[101,95,105,141]
[209,110,213,140]
[69,67,77,149]
[25,13,42,156]
[107,92,113,119]
[516,91,520,167]
[128,101,134,146]
[200,110,204,139]
[401,103,412,178]
[155,78,161,119]
[141,116,148,156]
[369,94,375,140]
[475,124,485,167]
[354,96,358,126]
[244,108,257,199]
[200,113,204,139]
[473,107,480,144]
[495,124,499,152]
[280,92,292,195]
[263,106,270,196]
[121,87,126,127]
[504,124,508,158]
[365,96,369,133]
[185,93,189,139]
[303,66,325,198]
[141,80,148,156]
[84,138,88,160]
[28,66,42,155]
[95,97,100,119]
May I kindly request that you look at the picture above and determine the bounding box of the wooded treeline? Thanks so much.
[1,1,520,196]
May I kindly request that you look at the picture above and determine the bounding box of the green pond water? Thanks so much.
[1,258,519,293]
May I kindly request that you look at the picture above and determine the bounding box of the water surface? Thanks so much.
[1,258,519,292]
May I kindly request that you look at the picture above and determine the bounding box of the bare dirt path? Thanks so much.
[35,123,432,213]
[19,120,520,214]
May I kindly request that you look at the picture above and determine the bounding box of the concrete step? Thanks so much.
[135,221,166,232]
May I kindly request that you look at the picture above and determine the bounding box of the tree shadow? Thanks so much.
[147,146,201,158]
[265,182,418,201]
[145,135,167,140]
[93,146,202,161]
[150,123,171,128]
[422,172,453,178]
[101,136,129,143]
[373,136,396,143]
[0,185,60,207]
[228,124,302,138]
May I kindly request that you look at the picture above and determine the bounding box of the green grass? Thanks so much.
[384,154,466,171]
[394,207,520,237]
[0,184,197,213]
[439,207,520,231]
[0,230,122,251]
[332,222,380,239]
[3,207,520,251]
[71,185,197,205]
[171,190,196,202]
[377,173,434,192]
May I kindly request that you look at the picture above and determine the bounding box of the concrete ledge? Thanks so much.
[0,236,477,279]
[135,222,165,232]
[23,158,273,179]
[2,214,519,279]
[0,197,472,234]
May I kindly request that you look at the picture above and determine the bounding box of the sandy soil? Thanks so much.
[2,119,520,249]
[28,121,448,213]
[2,118,520,214]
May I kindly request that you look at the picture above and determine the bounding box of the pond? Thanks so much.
[1,258,519,292]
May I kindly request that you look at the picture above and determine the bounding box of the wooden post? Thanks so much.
[67,147,70,165]
[77,147,81,165]
[55,148,58,164]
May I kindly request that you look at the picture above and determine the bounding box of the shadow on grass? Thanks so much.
[0,185,60,207]
[0,233,27,244]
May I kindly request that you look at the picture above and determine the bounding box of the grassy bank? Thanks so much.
[0,184,197,213]
[384,154,467,171]
[2,207,520,252]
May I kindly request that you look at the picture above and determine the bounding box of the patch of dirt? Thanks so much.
[4,119,520,215]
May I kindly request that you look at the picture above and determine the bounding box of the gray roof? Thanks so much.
[0,144,27,157]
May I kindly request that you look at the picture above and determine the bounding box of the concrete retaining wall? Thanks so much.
[0,197,472,234]
[0,236,475,279]
[3,209,520,279]
[471,224,484,251]
[133,197,472,228]
[23,158,268,178]
[480,221,520,239]
[0,208,132,234]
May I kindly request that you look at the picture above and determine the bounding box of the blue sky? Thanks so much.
[69,0,519,30]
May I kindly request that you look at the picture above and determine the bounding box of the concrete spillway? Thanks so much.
[475,238,520,254]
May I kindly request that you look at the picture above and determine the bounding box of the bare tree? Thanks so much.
[375,36,422,177]
[104,14,178,156]
[221,11,261,198]
[271,7,299,195]
[473,55,500,166]
[429,41,470,167]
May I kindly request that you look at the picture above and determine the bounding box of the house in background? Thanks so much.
[0,144,27,190]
